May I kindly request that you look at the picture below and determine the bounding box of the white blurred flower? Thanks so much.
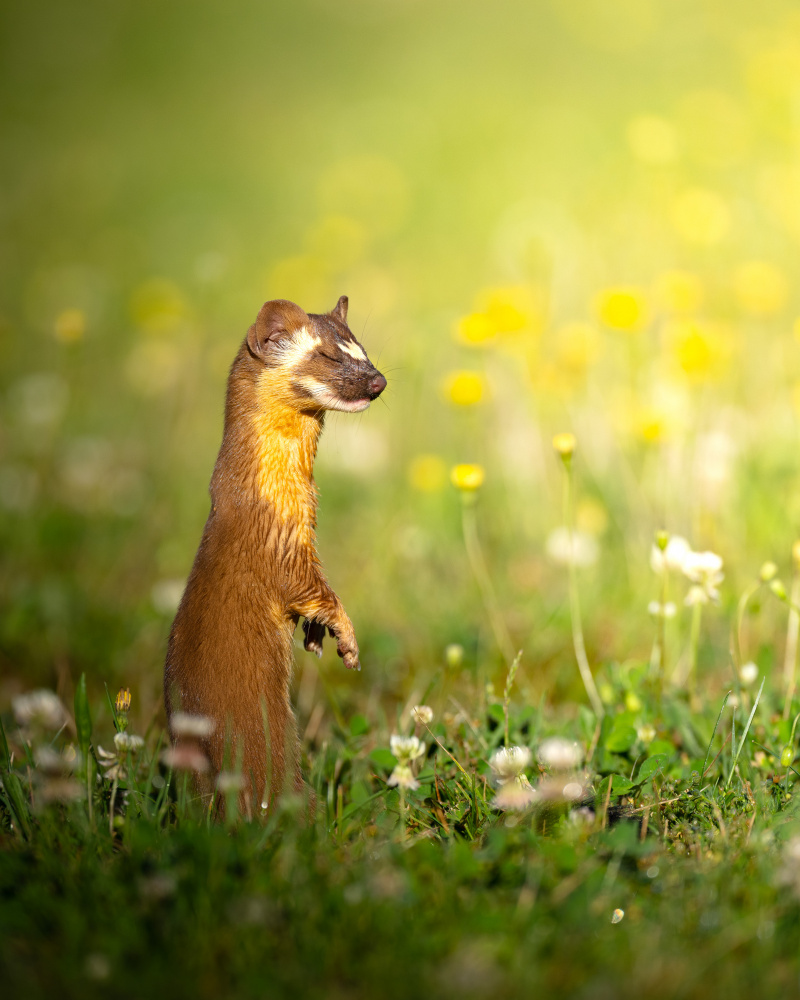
[170,712,215,739]
[611,908,625,924]
[637,724,657,744]
[114,732,144,754]
[493,775,537,811]
[682,550,724,604]
[12,689,67,730]
[538,737,582,771]
[545,527,598,568]
[740,661,759,686]
[387,764,420,790]
[390,735,425,764]
[648,600,677,619]
[650,535,691,575]
[411,705,434,726]
[489,746,531,784]
[216,772,245,793]
[777,836,800,898]
[161,745,210,773]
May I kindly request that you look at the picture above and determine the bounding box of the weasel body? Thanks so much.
[164,296,386,811]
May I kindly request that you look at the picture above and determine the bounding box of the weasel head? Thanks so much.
[247,296,386,414]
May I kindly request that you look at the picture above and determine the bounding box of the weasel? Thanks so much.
[164,296,386,813]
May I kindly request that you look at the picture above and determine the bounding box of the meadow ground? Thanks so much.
[4,1,800,996]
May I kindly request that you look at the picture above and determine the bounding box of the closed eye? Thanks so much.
[318,351,342,364]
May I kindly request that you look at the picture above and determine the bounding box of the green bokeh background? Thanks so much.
[3,0,800,725]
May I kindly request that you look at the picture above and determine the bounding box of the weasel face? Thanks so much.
[248,297,387,414]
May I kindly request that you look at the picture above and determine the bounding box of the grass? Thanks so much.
[3,566,800,999]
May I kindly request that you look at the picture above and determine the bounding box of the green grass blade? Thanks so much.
[702,690,731,778]
[74,673,92,760]
[727,677,765,787]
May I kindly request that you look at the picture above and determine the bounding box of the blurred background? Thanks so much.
[3,0,800,727]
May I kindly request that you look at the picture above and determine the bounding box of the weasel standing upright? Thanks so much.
[164,296,386,812]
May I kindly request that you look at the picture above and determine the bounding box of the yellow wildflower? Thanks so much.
[595,287,647,332]
[442,370,485,406]
[54,308,86,344]
[555,322,603,371]
[456,311,497,345]
[552,432,577,458]
[666,320,731,381]
[450,464,485,491]
[130,279,188,335]
[408,454,447,493]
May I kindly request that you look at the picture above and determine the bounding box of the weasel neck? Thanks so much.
[211,351,325,540]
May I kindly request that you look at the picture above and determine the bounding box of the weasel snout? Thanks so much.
[368,372,387,399]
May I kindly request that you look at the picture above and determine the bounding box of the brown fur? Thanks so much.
[164,297,386,813]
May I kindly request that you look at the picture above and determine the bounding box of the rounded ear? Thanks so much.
[247,299,309,359]
[331,295,349,324]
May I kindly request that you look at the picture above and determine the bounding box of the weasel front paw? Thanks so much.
[302,619,326,658]
[329,625,360,672]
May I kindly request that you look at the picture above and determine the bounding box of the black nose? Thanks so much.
[368,373,387,399]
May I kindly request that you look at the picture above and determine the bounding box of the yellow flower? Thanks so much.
[734,261,787,315]
[54,308,86,344]
[456,311,497,345]
[115,689,132,714]
[479,285,541,334]
[555,322,603,371]
[595,287,647,331]
[442,370,485,406]
[552,432,577,458]
[671,188,730,245]
[408,454,447,493]
[654,271,704,315]
[130,279,188,335]
[450,464,485,491]
[667,320,731,381]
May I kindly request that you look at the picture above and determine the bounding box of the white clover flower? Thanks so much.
[114,732,144,754]
[34,747,76,776]
[647,600,677,619]
[161,745,210,773]
[493,775,537,811]
[216,772,245,793]
[545,527,598,568]
[650,535,691,575]
[682,550,724,604]
[637,723,657,744]
[489,746,532,784]
[538,737,582,771]
[390,734,425,764]
[387,764,420,790]
[12,689,67,730]
[170,712,216,739]
[411,705,434,726]
[534,776,588,802]
[740,661,759,686]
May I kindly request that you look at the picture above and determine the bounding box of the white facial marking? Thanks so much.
[296,375,371,412]
[338,339,367,362]
[273,327,322,369]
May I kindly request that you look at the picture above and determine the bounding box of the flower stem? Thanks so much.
[560,455,604,719]
[688,600,703,703]
[460,493,516,668]
[784,570,800,719]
